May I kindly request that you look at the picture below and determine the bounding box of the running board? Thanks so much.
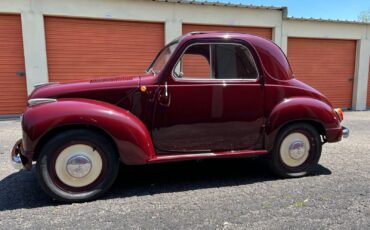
[148,149,268,164]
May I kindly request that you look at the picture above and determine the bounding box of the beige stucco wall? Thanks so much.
[0,0,369,110]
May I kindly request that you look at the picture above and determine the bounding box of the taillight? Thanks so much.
[334,108,344,122]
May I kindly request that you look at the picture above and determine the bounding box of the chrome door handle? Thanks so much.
[158,81,171,107]
[164,81,168,97]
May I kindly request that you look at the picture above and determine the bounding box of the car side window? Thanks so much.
[174,44,211,79]
[213,44,258,79]
[174,43,258,80]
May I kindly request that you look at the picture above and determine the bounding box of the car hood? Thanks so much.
[29,74,148,105]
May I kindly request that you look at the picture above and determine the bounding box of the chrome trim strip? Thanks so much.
[28,98,57,107]
[34,82,58,89]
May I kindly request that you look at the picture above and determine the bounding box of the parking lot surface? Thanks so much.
[0,111,369,229]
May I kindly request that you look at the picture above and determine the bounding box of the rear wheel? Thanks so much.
[36,129,119,202]
[268,123,322,178]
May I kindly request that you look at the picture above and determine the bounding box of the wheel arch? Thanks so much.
[265,97,339,151]
[274,119,326,145]
[33,124,118,162]
[22,99,156,165]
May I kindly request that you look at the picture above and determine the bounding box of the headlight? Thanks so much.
[28,98,57,107]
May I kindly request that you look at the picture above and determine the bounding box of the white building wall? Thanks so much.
[21,11,49,94]
[165,19,182,45]
[353,38,370,110]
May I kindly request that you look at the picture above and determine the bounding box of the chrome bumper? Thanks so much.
[10,139,25,170]
[342,127,349,138]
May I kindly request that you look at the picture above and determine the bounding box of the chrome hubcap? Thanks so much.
[66,155,92,178]
[288,140,306,160]
[280,132,310,167]
[55,144,103,188]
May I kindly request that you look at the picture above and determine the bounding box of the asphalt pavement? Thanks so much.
[0,111,369,229]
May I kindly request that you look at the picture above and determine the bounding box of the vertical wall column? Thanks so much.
[280,21,288,54]
[272,25,283,49]
[280,35,288,55]
[165,19,182,45]
[21,11,49,94]
[352,38,370,110]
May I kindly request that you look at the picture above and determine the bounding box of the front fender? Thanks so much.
[22,98,155,165]
[265,97,341,150]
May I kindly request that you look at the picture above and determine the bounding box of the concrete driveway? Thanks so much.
[0,111,369,229]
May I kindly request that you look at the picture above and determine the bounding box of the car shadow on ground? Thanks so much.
[0,158,331,211]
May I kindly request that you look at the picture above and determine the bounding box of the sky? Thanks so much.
[203,0,370,21]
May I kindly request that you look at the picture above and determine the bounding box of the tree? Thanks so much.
[358,9,370,22]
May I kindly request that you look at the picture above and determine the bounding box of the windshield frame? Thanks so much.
[146,41,179,75]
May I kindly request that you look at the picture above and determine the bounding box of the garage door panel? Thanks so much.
[288,37,356,109]
[45,17,164,82]
[0,14,27,115]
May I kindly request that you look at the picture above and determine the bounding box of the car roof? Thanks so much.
[177,31,266,43]
[174,31,293,81]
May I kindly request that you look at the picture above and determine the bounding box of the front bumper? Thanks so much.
[326,126,349,142]
[10,139,32,170]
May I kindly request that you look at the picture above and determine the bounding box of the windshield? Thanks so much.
[147,42,178,74]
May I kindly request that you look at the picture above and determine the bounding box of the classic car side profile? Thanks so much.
[11,32,348,202]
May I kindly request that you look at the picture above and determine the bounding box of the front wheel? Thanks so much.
[36,129,119,202]
[267,123,322,178]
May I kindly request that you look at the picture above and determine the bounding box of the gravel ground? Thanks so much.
[0,111,369,229]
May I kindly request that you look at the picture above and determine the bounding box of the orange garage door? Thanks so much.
[0,14,27,115]
[183,24,272,40]
[44,17,164,82]
[288,38,356,109]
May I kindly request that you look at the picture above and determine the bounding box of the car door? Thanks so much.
[152,40,264,153]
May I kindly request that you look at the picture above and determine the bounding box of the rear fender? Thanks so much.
[22,98,155,165]
[265,97,340,150]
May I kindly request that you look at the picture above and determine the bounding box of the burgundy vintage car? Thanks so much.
[11,32,348,202]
